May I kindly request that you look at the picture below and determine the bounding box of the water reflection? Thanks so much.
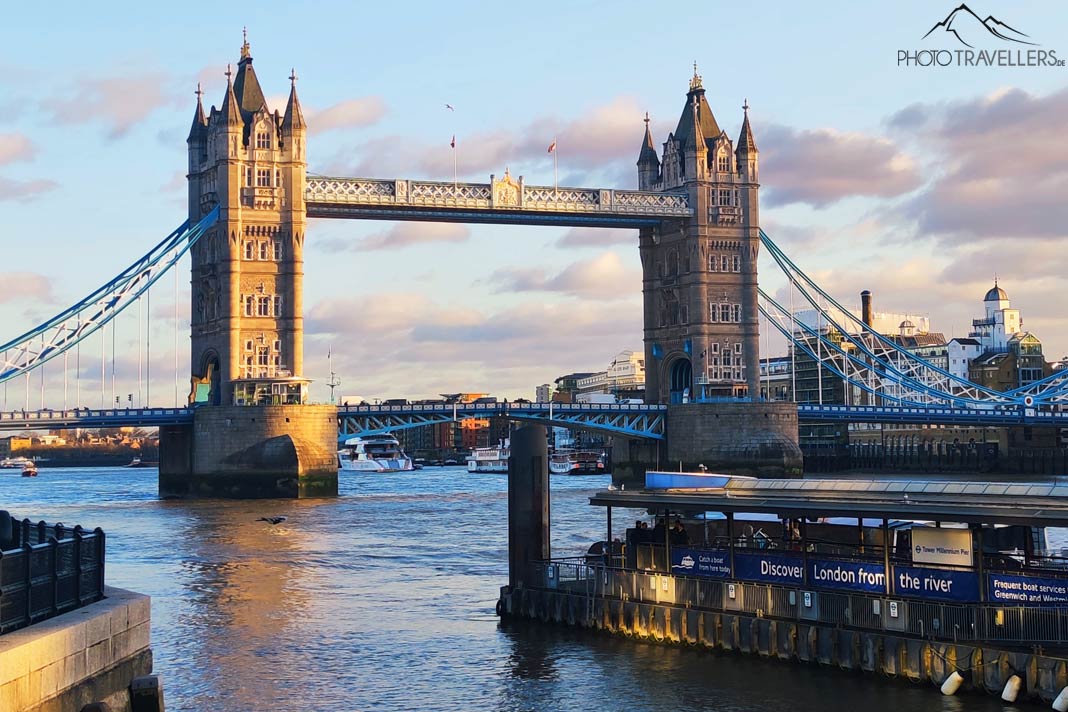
[0,468,1024,711]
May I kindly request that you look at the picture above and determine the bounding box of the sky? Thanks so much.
[1,0,1067,406]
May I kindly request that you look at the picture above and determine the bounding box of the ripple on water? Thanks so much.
[0,466,1021,712]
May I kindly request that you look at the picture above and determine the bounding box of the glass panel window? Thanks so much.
[709,303,718,322]
[259,241,269,260]
[733,255,741,272]
[256,169,272,187]
[718,189,731,206]
[273,240,282,260]
[257,347,270,366]
[256,132,271,149]
[721,256,729,271]
[720,304,731,322]
[245,167,253,187]
[709,255,718,272]
[244,339,254,352]
[717,153,729,172]
[711,343,720,354]
[244,241,254,260]
[734,342,742,354]
[273,339,281,352]
[274,296,282,316]
[244,296,254,317]
[257,296,272,316]
[733,304,741,322]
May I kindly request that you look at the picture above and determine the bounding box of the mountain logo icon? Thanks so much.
[922,4,1037,48]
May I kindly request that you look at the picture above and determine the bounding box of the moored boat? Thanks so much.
[467,440,509,473]
[338,434,413,472]
[550,450,607,475]
[1,456,35,469]
[21,464,38,477]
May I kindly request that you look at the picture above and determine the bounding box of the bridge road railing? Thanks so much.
[526,560,1068,647]
[0,515,106,634]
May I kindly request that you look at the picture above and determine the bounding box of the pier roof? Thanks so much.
[590,475,1068,527]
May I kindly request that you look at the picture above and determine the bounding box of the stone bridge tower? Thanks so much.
[612,66,800,482]
[637,66,760,405]
[161,36,337,499]
[185,35,308,407]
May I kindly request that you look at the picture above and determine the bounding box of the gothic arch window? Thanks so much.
[256,131,271,149]
[717,151,729,172]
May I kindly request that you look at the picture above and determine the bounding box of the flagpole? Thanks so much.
[453,141,457,190]
[553,135,558,192]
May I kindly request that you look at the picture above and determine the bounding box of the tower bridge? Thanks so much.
[6,39,1068,496]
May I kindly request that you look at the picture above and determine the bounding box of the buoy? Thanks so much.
[1001,674,1021,702]
[1053,686,1068,712]
[940,671,963,696]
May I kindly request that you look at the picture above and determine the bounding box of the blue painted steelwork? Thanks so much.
[0,207,220,384]
[796,403,1068,427]
[0,407,194,430]
[337,401,667,441]
[306,205,667,228]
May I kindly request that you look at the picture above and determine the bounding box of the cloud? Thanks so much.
[42,73,180,139]
[304,292,641,398]
[0,273,54,303]
[761,124,922,208]
[555,227,635,249]
[319,96,656,185]
[487,252,640,300]
[890,86,1068,244]
[318,222,470,252]
[308,97,387,135]
[0,133,35,165]
[0,177,58,202]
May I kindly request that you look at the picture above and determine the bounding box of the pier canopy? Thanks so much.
[590,473,1068,527]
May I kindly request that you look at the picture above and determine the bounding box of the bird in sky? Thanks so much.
[445,103,455,111]
[257,516,288,525]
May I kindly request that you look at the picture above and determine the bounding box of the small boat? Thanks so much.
[1,456,35,469]
[338,434,413,472]
[125,458,159,468]
[467,440,509,473]
[21,464,38,477]
[549,450,607,475]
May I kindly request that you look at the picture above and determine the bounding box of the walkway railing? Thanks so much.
[0,515,106,634]
[527,560,1068,646]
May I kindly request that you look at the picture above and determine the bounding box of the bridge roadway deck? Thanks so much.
[797,403,1068,427]
[1,403,1064,433]
[305,176,693,228]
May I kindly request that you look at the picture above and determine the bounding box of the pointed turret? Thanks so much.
[282,69,307,132]
[221,65,242,127]
[736,99,759,181]
[673,63,721,152]
[187,83,207,143]
[637,113,660,190]
[232,30,268,121]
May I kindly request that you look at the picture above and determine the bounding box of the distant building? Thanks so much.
[0,437,32,458]
[568,351,646,403]
[758,356,792,401]
[947,338,982,380]
[535,384,552,402]
[553,373,596,403]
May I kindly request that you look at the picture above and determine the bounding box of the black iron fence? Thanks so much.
[528,560,1068,646]
[0,514,106,634]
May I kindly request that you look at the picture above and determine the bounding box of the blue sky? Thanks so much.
[2,1,1067,405]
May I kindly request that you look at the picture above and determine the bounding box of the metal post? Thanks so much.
[174,260,179,407]
[111,319,116,408]
[137,297,142,408]
[789,278,796,402]
[663,508,671,573]
[63,351,68,410]
[146,287,151,407]
[816,301,824,405]
[727,512,736,574]
[100,325,105,408]
[882,518,891,595]
[973,523,985,603]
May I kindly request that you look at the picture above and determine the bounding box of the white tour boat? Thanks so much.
[338,434,413,472]
[1,456,35,469]
[467,440,509,473]
[549,450,606,475]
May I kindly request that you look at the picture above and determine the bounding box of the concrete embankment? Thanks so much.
[0,587,152,712]
[500,586,1068,706]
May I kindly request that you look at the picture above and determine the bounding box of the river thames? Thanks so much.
[0,467,1018,711]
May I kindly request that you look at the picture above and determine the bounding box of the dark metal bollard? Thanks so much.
[508,425,549,591]
[130,674,165,712]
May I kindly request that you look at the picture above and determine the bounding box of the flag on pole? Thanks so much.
[547,140,556,153]
[450,135,456,149]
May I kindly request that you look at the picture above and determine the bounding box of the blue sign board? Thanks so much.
[670,548,731,578]
[734,552,804,585]
[809,558,886,594]
[988,573,1068,606]
[894,565,980,602]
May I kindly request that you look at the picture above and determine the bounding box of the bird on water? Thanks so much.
[257,516,288,525]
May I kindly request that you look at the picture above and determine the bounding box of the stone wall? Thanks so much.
[159,404,338,498]
[665,402,802,477]
[0,587,151,712]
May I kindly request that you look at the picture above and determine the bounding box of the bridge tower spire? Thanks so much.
[638,69,761,404]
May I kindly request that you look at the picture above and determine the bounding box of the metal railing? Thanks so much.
[0,518,106,634]
[526,560,1068,646]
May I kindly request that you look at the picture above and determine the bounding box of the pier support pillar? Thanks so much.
[159,404,338,499]
[508,424,549,590]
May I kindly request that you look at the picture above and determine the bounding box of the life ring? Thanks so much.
[495,599,503,616]
[1024,395,1035,407]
